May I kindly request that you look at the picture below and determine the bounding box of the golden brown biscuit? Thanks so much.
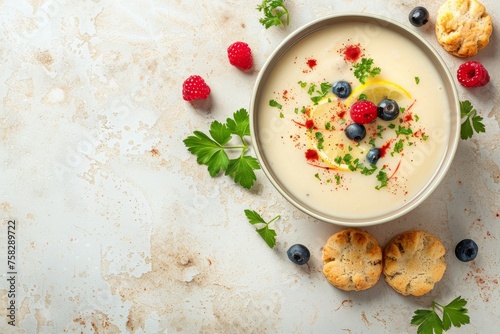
[383,230,446,296]
[322,228,382,291]
[435,0,493,57]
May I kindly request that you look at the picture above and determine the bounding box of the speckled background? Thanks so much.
[0,0,498,333]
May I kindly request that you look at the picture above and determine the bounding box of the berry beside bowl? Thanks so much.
[249,14,460,226]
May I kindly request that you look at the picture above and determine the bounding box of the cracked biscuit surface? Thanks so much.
[436,0,492,57]
[322,228,382,291]
[383,230,446,296]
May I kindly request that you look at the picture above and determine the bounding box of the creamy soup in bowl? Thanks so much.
[250,14,460,226]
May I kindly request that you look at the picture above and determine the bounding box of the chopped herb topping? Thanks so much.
[315,132,324,149]
[375,170,388,190]
[353,58,381,84]
[269,99,282,109]
[391,139,404,156]
[395,125,413,137]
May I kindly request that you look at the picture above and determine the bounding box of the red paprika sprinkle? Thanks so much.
[305,119,315,129]
[307,58,317,69]
[305,149,319,161]
[343,44,362,62]
[379,140,393,158]
[403,112,413,122]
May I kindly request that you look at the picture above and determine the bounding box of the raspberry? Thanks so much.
[457,61,490,88]
[182,75,211,101]
[227,42,253,70]
[350,100,378,124]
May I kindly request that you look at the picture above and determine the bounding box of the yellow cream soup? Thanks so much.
[256,22,450,220]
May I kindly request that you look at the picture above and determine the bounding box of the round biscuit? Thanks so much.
[435,0,492,57]
[322,228,382,291]
[383,230,446,296]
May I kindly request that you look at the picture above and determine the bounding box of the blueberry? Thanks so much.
[377,99,400,121]
[409,7,429,27]
[455,239,478,262]
[344,123,366,142]
[287,244,310,265]
[366,147,381,164]
[332,81,352,98]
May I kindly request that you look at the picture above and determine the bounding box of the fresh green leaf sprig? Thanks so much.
[300,81,333,105]
[460,100,485,140]
[183,109,260,189]
[411,296,470,334]
[245,210,280,248]
[257,0,290,29]
[352,58,381,84]
[269,99,282,109]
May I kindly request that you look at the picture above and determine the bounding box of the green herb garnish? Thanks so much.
[307,83,316,95]
[309,82,333,104]
[411,296,470,334]
[269,99,282,109]
[315,132,324,149]
[335,154,364,172]
[391,139,404,156]
[244,210,280,248]
[395,125,413,137]
[375,170,388,190]
[256,0,290,29]
[415,76,420,84]
[298,80,307,88]
[361,164,378,176]
[376,124,385,139]
[460,100,485,139]
[352,58,381,84]
[183,109,260,189]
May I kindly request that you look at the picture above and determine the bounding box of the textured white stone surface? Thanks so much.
[0,0,498,333]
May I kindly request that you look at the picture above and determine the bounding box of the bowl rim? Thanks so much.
[249,13,461,226]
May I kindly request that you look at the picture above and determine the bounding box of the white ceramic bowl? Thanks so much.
[250,13,460,226]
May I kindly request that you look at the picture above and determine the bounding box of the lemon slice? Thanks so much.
[308,97,370,171]
[345,79,412,107]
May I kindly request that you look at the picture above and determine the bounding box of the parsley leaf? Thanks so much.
[375,170,388,190]
[269,99,282,110]
[411,296,470,334]
[395,125,413,137]
[352,58,381,84]
[412,310,443,334]
[226,155,260,189]
[315,132,324,149]
[226,108,250,139]
[310,82,333,104]
[441,296,470,330]
[391,139,404,156]
[184,109,260,189]
[415,76,420,84]
[460,100,485,139]
[256,0,290,29]
[244,210,280,248]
